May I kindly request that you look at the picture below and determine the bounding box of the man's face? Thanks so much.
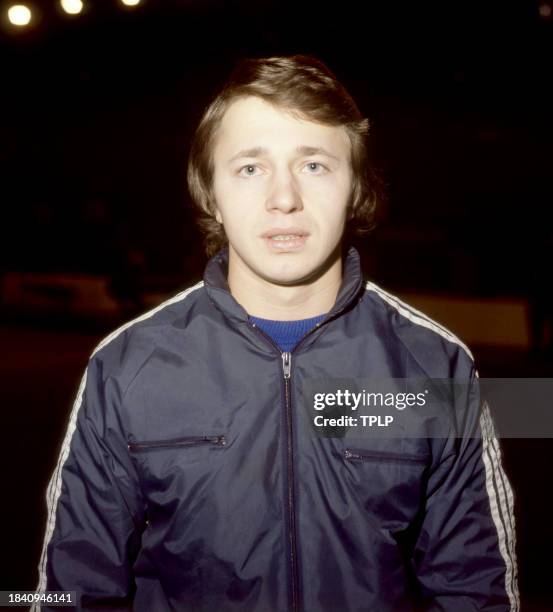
[212,96,353,286]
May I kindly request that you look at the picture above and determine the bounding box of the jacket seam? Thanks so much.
[364,282,474,362]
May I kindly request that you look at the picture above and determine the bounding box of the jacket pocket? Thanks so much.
[128,435,226,453]
[343,448,427,466]
[342,446,428,533]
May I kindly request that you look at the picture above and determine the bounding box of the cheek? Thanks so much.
[212,179,259,236]
[308,181,350,221]
[321,206,348,231]
[214,175,263,214]
[212,172,231,208]
[212,178,240,224]
[303,169,351,201]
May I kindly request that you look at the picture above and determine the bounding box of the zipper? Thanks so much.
[282,352,291,379]
[344,448,427,465]
[128,435,226,453]
[282,351,298,612]
[249,321,299,612]
[250,311,353,612]
[245,289,361,610]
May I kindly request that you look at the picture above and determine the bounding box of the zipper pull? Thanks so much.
[282,352,292,379]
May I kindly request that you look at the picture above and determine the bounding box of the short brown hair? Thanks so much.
[187,55,381,257]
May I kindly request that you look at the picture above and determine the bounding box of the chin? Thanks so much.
[258,261,320,287]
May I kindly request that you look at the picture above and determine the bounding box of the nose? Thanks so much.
[265,169,303,214]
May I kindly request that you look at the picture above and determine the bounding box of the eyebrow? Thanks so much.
[295,145,340,161]
[228,147,267,162]
[228,145,340,163]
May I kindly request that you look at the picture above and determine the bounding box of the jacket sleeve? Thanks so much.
[411,375,519,611]
[33,353,146,611]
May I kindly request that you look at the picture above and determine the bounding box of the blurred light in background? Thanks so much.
[60,0,83,15]
[120,0,141,6]
[7,3,32,26]
[539,2,552,18]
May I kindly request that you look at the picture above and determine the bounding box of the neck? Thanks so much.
[227,249,343,321]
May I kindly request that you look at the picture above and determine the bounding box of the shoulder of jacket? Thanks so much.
[90,280,205,361]
[364,280,475,368]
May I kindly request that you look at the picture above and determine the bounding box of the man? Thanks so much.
[35,56,518,611]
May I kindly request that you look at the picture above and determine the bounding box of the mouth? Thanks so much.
[262,228,309,253]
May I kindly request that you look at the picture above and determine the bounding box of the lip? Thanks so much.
[261,227,310,239]
[261,227,309,253]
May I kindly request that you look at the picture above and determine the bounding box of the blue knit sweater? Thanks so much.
[249,314,326,352]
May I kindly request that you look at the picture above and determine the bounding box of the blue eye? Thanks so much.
[303,162,327,174]
[239,165,259,177]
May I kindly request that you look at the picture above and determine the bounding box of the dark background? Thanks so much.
[1,0,552,609]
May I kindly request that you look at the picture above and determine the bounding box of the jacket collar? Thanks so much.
[203,245,365,330]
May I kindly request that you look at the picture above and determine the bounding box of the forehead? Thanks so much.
[213,96,350,158]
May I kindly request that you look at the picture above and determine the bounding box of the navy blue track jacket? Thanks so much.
[35,246,519,611]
